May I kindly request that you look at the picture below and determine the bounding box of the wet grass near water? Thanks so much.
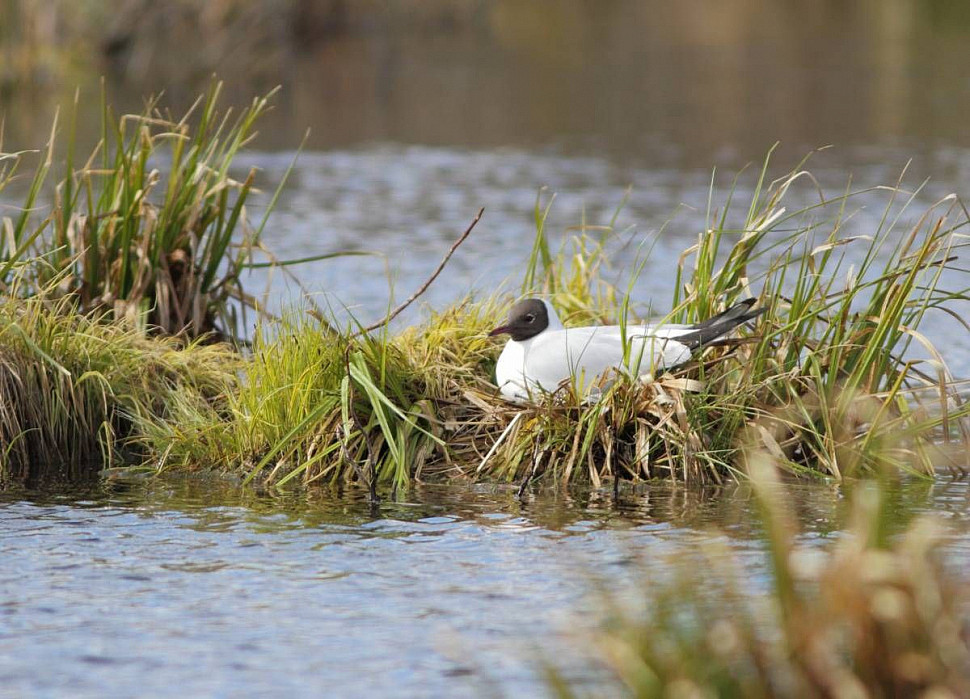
[3,87,970,698]
[144,152,970,491]
[2,93,970,492]
[546,460,970,698]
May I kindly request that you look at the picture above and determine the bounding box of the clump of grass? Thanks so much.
[143,154,970,489]
[0,84,321,484]
[546,451,970,697]
[0,295,238,485]
[3,81,290,341]
[467,155,970,485]
[488,158,970,486]
[142,298,503,491]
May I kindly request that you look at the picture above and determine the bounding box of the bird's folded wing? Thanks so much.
[525,327,692,392]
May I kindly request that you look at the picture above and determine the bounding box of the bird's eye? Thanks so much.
[524,314,535,323]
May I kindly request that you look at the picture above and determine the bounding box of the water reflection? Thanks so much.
[1,476,968,696]
[3,471,962,537]
[4,0,970,165]
[3,4,970,695]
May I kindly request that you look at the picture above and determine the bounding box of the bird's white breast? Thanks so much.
[495,336,532,401]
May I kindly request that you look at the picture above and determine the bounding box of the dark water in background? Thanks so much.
[6,1,970,160]
[4,2,970,696]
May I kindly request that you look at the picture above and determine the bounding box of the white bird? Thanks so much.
[489,298,764,402]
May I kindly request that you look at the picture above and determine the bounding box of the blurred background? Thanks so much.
[4,0,970,157]
[3,0,970,322]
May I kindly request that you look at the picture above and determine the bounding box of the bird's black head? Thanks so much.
[488,298,550,342]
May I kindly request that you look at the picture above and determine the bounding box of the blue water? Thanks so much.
[5,6,970,694]
[2,478,968,697]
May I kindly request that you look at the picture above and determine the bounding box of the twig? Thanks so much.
[353,208,484,337]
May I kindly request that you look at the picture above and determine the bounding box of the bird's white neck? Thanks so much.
[541,300,564,331]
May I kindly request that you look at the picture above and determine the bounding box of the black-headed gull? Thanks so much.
[489,298,764,401]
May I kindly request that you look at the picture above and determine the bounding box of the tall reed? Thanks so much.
[2,81,291,340]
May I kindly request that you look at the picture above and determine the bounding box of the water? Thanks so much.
[2,477,968,698]
[4,2,970,696]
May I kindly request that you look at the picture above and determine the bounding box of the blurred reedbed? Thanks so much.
[545,453,970,698]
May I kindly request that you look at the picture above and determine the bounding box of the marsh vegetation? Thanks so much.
[2,90,969,492]
[5,5,970,697]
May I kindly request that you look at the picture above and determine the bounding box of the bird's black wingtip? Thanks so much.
[680,298,765,349]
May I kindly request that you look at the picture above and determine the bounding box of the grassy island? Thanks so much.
[3,89,970,490]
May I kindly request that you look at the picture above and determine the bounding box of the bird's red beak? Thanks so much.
[488,325,511,337]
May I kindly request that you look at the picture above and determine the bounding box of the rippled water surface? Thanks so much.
[4,3,970,696]
[2,477,969,698]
